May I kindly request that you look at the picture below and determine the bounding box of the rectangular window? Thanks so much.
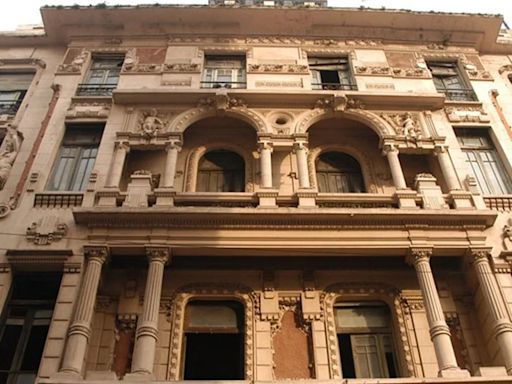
[202,56,246,89]
[0,73,34,115]
[456,128,512,195]
[48,124,104,191]
[427,61,477,101]
[0,274,61,384]
[76,56,124,96]
[335,302,397,379]
[309,57,356,91]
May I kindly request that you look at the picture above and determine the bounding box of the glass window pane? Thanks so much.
[20,324,50,370]
[351,335,382,378]
[185,302,242,331]
[0,324,23,370]
[335,306,390,329]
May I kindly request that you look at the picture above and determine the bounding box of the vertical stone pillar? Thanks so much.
[382,144,407,189]
[470,249,512,374]
[59,246,108,376]
[162,139,182,188]
[106,141,129,188]
[434,145,461,191]
[128,247,169,377]
[293,141,311,189]
[407,248,469,377]
[258,140,273,189]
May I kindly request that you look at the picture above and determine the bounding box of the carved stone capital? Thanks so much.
[468,248,492,264]
[83,246,109,264]
[406,247,433,266]
[145,246,170,264]
[114,141,130,153]
[258,140,273,152]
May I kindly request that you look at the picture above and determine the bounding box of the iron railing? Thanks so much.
[76,84,117,96]
[311,82,358,91]
[200,81,247,89]
[441,88,478,102]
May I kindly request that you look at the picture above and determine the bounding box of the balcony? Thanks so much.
[311,83,358,91]
[441,88,478,102]
[76,84,117,97]
[200,81,247,89]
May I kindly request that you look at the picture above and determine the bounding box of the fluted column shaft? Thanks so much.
[258,141,273,189]
[435,146,461,191]
[294,141,310,189]
[107,142,129,187]
[383,145,407,189]
[162,141,182,188]
[60,247,108,375]
[130,248,169,375]
[409,249,459,373]
[472,250,512,374]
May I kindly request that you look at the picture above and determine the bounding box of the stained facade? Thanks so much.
[1,4,512,384]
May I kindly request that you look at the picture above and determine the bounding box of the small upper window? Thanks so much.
[48,124,104,191]
[77,56,124,96]
[316,152,365,193]
[0,73,33,115]
[197,150,245,192]
[335,302,398,379]
[456,128,512,195]
[426,61,477,102]
[183,300,244,380]
[309,57,356,91]
[202,56,246,89]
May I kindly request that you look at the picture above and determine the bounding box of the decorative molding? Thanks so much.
[355,65,391,76]
[65,102,111,119]
[163,63,201,73]
[56,50,89,74]
[498,64,512,74]
[255,80,303,88]
[380,112,424,139]
[167,283,255,381]
[26,216,68,245]
[161,78,192,87]
[391,67,430,79]
[5,249,73,271]
[122,63,161,73]
[0,58,46,69]
[444,105,490,123]
[323,283,416,378]
[248,63,308,74]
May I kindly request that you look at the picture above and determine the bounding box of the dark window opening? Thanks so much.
[48,124,104,191]
[316,152,365,193]
[77,56,124,96]
[335,302,398,379]
[426,61,476,101]
[0,274,61,384]
[0,73,34,115]
[183,300,244,380]
[197,150,245,192]
[309,57,356,90]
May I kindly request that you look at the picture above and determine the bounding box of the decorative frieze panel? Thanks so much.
[248,64,309,74]
[255,80,303,88]
[168,36,381,47]
[354,65,391,76]
[26,215,68,245]
[65,102,111,119]
[391,67,431,78]
[56,50,89,74]
[444,105,490,123]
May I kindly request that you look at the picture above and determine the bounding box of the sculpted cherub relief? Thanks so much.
[381,112,422,140]
[0,125,22,189]
[138,109,167,137]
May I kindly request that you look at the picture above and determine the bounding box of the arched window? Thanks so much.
[335,301,397,378]
[197,150,245,192]
[316,152,365,193]
[183,300,245,379]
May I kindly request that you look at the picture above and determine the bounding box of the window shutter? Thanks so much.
[351,335,383,378]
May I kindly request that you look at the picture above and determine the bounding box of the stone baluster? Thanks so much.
[59,246,108,376]
[470,249,512,374]
[128,247,169,377]
[258,140,273,189]
[161,139,182,188]
[293,140,311,189]
[434,145,461,191]
[407,248,469,377]
[106,141,129,188]
[382,144,407,189]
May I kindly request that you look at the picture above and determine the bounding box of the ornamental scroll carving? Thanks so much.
[57,50,89,74]
[166,283,256,381]
[248,64,309,74]
[66,102,111,119]
[26,215,68,245]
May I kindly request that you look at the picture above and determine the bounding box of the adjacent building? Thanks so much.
[1,3,512,384]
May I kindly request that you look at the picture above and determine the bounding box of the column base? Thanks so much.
[51,370,82,380]
[395,189,419,209]
[438,367,471,378]
[124,372,155,381]
[297,190,317,208]
[257,189,278,208]
[449,190,474,209]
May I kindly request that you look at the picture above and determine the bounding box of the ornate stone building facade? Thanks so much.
[1,4,512,384]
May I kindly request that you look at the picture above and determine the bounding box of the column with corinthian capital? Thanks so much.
[470,249,512,374]
[293,140,310,189]
[258,139,273,189]
[162,139,182,188]
[127,247,169,378]
[58,246,108,376]
[407,248,469,377]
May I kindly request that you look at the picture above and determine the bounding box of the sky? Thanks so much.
[0,0,511,32]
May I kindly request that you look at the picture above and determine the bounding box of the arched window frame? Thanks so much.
[323,283,416,379]
[166,284,255,381]
[184,144,254,192]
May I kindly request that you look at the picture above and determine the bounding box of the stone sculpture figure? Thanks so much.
[0,125,21,189]
[140,109,164,137]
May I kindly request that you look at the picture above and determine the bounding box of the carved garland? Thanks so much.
[184,143,255,193]
[166,283,256,381]
[322,283,416,379]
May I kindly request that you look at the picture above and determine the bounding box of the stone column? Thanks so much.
[470,249,512,374]
[382,144,407,189]
[59,246,108,376]
[106,141,129,188]
[434,146,461,191]
[258,140,273,189]
[407,248,468,377]
[129,247,169,377]
[293,141,311,189]
[162,139,182,188]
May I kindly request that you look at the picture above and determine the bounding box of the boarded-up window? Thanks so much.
[183,301,244,379]
[335,302,398,378]
[197,150,245,192]
[316,152,365,193]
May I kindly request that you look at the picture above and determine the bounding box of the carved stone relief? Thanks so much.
[354,65,391,76]
[56,50,89,74]
[65,102,111,119]
[26,215,68,245]
[137,109,172,137]
[0,125,22,190]
[248,64,309,74]
[444,106,490,123]
[381,112,423,139]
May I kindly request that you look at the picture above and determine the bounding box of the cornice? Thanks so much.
[73,206,496,229]
[113,89,445,110]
